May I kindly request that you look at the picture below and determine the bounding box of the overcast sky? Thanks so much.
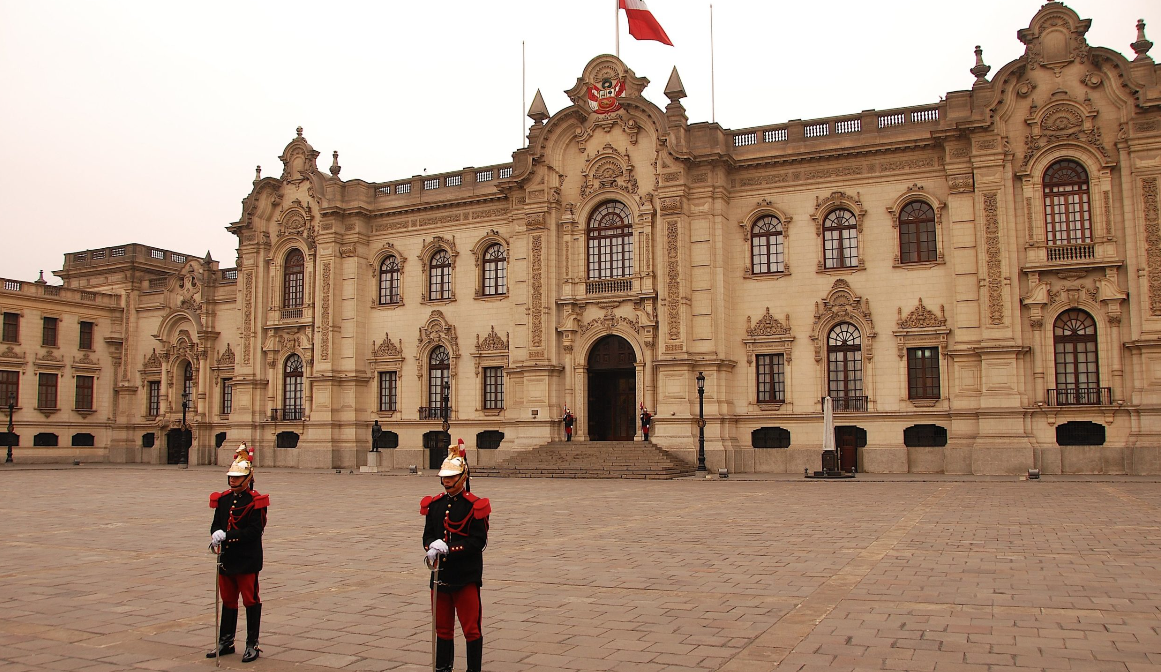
[1,0,1153,283]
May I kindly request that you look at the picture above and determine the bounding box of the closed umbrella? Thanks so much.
[822,396,835,453]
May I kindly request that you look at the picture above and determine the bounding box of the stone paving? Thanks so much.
[1,466,1160,672]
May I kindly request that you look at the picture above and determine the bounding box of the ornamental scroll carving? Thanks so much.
[370,333,404,360]
[897,299,946,329]
[476,327,509,352]
[417,311,459,380]
[243,272,253,364]
[579,307,641,335]
[319,262,331,361]
[1143,178,1161,315]
[530,234,543,350]
[579,144,638,199]
[217,343,235,366]
[747,308,791,336]
[143,349,162,370]
[983,192,1005,325]
[666,220,681,341]
[1018,100,1111,174]
[810,279,876,362]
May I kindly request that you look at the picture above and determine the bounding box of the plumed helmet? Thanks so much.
[438,439,467,477]
[227,442,254,477]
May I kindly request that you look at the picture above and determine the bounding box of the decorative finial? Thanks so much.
[1132,19,1153,61]
[527,89,549,124]
[35,270,47,285]
[664,66,687,102]
[330,150,341,177]
[970,45,991,85]
[296,126,303,137]
[254,165,262,182]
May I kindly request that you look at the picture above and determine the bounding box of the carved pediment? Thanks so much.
[0,345,23,361]
[143,348,162,370]
[418,311,459,356]
[1018,3,1091,71]
[579,307,641,335]
[217,343,235,366]
[279,127,321,183]
[897,298,948,330]
[1019,96,1111,173]
[476,326,509,352]
[371,333,404,359]
[811,280,877,361]
[747,308,791,337]
[580,144,638,199]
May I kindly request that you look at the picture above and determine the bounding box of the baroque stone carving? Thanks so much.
[530,235,543,349]
[243,272,253,364]
[319,262,331,361]
[983,192,1005,325]
[371,333,403,359]
[143,349,162,370]
[810,279,876,362]
[477,327,509,352]
[579,307,641,335]
[948,175,974,193]
[1143,178,1161,315]
[217,343,235,366]
[747,308,791,336]
[417,311,459,379]
[666,220,681,341]
[897,298,947,329]
[579,144,638,199]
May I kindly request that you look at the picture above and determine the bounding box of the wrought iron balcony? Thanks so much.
[585,278,633,295]
[270,407,303,421]
[1045,243,1096,262]
[418,406,451,421]
[1046,387,1111,406]
[824,395,868,412]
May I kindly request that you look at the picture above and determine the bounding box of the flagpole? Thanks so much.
[522,40,526,148]
[710,4,716,124]
[615,0,620,58]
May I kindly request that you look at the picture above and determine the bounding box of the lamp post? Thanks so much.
[695,371,706,473]
[5,392,14,464]
[440,380,451,434]
[179,391,190,468]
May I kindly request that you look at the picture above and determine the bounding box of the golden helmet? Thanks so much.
[438,439,467,477]
[227,442,253,477]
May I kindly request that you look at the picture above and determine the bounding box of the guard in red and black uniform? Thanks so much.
[422,442,491,672]
[208,443,269,663]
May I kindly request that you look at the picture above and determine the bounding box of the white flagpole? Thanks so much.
[615,0,620,58]
[710,4,716,123]
[522,40,526,148]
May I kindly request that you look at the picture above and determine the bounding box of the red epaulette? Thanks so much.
[420,492,445,515]
[209,490,230,509]
[251,493,270,509]
[471,497,491,519]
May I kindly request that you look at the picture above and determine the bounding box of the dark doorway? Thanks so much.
[165,428,185,464]
[587,335,637,441]
[423,430,451,469]
[835,426,866,472]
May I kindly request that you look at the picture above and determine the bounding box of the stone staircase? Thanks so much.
[472,441,696,479]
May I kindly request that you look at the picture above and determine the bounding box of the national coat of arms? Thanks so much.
[587,76,626,114]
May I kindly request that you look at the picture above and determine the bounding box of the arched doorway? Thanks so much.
[587,335,636,441]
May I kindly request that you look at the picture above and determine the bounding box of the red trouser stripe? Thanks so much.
[218,573,261,608]
[432,584,482,640]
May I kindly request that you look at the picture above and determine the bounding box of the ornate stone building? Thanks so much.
[3,3,1161,474]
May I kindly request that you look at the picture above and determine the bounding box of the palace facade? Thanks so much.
[4,3,1161,474]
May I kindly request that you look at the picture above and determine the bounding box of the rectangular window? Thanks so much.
[79,321,94,350]
[756,354,786,403]
[378,371,397,412]
[37,372,58,409]
[221,378,233,416]
[2,313,18,343]
[42,317,58,347]
[483,367,504,409]
[75,375,94,410]
[147,380,161,417]
[907,347,941,400]
[0,370,18,406]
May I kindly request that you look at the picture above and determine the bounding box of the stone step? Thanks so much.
[473,441,695,479]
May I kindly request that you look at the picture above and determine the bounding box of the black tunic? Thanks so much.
[422,491,490,591]
[210,489,268,576]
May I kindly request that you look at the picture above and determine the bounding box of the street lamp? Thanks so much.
[5,392,14,464]
[179,391,190,468]
[695,372,706,473]
[440,380,451,433]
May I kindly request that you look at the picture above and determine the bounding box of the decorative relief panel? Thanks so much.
[319,262,331,361]
[898,299,947,329]
[217,344,235,366]
[894,299,950,359]
[948,175,974,193]
[243,272,253,364]
[747,308,791,336]
[665,220,681,342]
[1143,178,1161,315]
[417,311,459,380]
[530,234,543,350]
[810,279,876,362]
[983,192,1005,325]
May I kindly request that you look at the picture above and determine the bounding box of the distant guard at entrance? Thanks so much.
[562,406,575,441]
[208,443,269,663]
[640,404,652,442]
[422,442,491,672]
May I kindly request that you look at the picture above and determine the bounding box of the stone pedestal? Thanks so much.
[360,451,380,473]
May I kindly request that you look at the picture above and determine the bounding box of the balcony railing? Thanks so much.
[418,406,451,420]
[270,407,303,421]
[825,396,868,412]
[1047,387,1111,406]
[1045,243,1096,262]
[280,308,304,320]
[585,278,633,295]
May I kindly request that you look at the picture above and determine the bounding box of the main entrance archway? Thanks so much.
[587,335,636,441]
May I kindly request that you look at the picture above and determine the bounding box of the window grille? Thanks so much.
[827,323,863,401]
[446,175,462,187]
[424,178,439,190]
[476,170,493,182]
[283,355,304,419]
[428,250,452,300]
[396,182,411,194]
[147,381,160,416]
[283,249,305,309]
[37,372,58,409]
[79,321,94,350]
[379,256,401,305]
[498,167,513,179]
[0,370,18,405]
[1043,160,1092,246]
[42,317,58,347]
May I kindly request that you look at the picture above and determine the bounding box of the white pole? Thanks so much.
[615,0,620,58]
[710,4,716,124]
[522,41,526,148]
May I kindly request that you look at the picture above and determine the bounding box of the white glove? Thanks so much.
[211,530,226,547]
[429,539,449,555]
[426,547,441,564]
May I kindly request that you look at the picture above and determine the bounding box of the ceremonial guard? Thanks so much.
[562,407,575,442]
[640,404,652,442]
[208,443,269,663]
[421,442,491,672]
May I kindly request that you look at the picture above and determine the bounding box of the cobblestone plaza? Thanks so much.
[2,468,1160,671]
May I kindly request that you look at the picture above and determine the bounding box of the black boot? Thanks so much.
[206,607,237,658]
[435,637,454,672]
[241,603,261,662]
[466,637,483,672]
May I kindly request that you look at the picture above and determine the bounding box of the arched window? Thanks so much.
[182,362,194,403]
[751,216,784,274]
[823,209,858,269]
[587,201,634,280]
[1043,160,1092,246]
[1053,309,1100,405]
[283,249,305,309]
[482,243,507,296]
[898,201,937,264]
[283,354,304,420]
[378,255,401,305]
[428,346,450,410]
[429,249,452,300]
[827,323,864,409]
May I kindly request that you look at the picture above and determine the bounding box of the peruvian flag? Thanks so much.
[619,0,674,46]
